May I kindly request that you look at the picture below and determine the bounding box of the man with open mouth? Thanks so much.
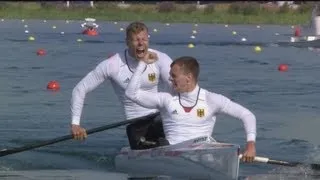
[70,21,173,150]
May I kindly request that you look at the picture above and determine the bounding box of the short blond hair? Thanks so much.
[126,21,149,39]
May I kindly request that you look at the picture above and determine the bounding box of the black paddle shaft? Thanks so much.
[252,156,320,171]
[269,159,320,170]
[0,113,160,157]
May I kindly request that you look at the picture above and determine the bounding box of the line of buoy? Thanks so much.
[16,19,294,93]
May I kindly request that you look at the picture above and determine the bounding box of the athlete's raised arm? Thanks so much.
[156,52,173,92]
[125,60,170,110]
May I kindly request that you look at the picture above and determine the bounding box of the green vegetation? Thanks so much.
[0,1,316,25]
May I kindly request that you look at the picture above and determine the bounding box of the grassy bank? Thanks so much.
[0,2,316,25]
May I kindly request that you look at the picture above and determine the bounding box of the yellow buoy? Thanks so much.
[28,36,35,41]
[254,46,262,52]
[188,43,195,48]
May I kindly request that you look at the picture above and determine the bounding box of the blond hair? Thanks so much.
[126,21,149,39]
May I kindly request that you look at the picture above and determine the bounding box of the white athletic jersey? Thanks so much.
[71,48,173,125]
[126,61,257,145]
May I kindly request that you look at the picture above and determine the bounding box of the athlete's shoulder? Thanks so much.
[204,89,224,98]
[97,53,121,65]
[106,53,121,62]
[148,48,171,59]
[95,53,121,75]
[205,89,231,104]
[148,48,172,70]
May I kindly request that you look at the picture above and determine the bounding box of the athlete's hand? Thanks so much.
[71,124,87,140]
[142,51,158,64]
[241,141,256,163]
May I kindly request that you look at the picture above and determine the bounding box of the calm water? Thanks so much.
[0,19,320,180]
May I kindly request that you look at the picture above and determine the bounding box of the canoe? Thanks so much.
[115,136,240,180]
[277,36,320,48]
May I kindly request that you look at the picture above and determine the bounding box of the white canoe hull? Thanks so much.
[115,136,240,180]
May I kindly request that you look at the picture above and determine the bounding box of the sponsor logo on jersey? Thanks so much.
[124,77,130,83]
[171,110,178,114]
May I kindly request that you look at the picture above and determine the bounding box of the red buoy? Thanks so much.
[278,64,288,72]
[294,26,301,37]
[37,49,46,56]
[82,28,98,36]
[47,80,60,91]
